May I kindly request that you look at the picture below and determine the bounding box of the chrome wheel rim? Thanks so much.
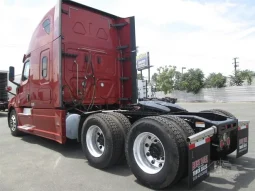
[133,132,165,174]
[86,125,105,157]
[10,115,17,131]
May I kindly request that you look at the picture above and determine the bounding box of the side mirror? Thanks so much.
[5,86,12,92]
[9,66,15,81]
[9,66,20,87]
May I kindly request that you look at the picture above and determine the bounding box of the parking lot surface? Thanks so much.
[0,102,254,191]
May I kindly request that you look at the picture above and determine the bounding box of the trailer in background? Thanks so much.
[0,70,8,111]
[137,79,177,103]
[8,74,21,100]
[0,71,21,111]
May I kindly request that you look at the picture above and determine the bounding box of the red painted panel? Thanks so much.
[17,78,30,107]
[61,3,134,106]
[29,44,54,109]
[61,3,115,50]
[28,20,61,108]
[17,115,33,126]
[52,38,62,108]
[15,107,25,124]
[27,8,54,54]
[32,109,66,143]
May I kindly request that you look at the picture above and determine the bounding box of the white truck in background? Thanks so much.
[0,70,9,111]
[137,80,154,99]
[8,74,21,100]
[0,71,21,111]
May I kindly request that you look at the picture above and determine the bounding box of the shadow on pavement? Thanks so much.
[203,156,255,191]
[21,134,132,177]
[20,134,255,183]
[21,135,84,159]
[102,163,132,177]
[156,155,255,191]
[0,112,7,118]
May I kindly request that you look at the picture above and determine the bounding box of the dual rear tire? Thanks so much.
[125,116,194,189]
[81,112,130,169]
[81,113,194,189]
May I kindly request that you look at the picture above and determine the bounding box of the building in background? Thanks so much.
[0,70,8,110]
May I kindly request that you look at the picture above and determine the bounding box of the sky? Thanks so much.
[1,0,255,77]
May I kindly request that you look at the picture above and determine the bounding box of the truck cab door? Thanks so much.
[18,60,31,107]
[16,59,35,130]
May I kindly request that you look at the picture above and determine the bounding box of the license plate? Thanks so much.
[236,120,249,158]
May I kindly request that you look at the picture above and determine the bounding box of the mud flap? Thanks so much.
[236,120,249,158]
[188,137,211,188]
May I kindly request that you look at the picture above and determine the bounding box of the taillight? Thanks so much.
[223,123,235,130]
[219,133,231,149]
[220,140,224,148]
[227,137,230,146]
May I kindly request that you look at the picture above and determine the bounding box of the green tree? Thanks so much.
[155,65,176,94]
[153,67,204,94]
[180,68,204,94]
[240,70,254,85]
[205,73,226,88]
[230,69,254,86]
[151,73,158,83]
[230,70,243,86]
[173,71,183,90]
[151,73,158,89]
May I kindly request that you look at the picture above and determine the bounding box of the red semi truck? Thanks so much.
[7,0,249,189]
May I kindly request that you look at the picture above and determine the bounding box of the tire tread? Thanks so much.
[107,112,131,136]
[130,116,186,188]
[81,113,124,168]
[150,116,187,185]
[161,115,195,137]
[97,113,124,167]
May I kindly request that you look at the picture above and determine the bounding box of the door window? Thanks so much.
[42,56,48,78]
[22,61,30,81]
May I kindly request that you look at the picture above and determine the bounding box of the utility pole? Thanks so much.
[182,67,186,74]
[148,52,150,83]
[233,57,239,77]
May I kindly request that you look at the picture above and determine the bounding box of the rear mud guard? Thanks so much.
[188,137,211,188]
[187,126,217,188]
[236,120,249,158]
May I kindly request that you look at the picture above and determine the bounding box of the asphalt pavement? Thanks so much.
[0,102,254,191]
